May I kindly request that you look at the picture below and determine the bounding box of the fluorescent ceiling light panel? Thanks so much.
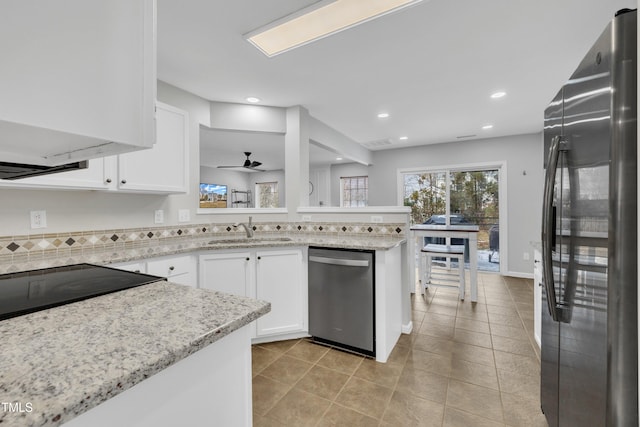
[245,0,424,57]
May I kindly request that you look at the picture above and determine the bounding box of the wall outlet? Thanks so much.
[154,210,164,224]
[30,210,47,229]
[302,215,312,222]
[371,215,383,223]
[178,209,190,223]
[523,252,530,261]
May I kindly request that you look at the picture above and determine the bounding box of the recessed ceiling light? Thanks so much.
[245,0,424,57]
[336,157,343,161]
[491,91,506,99]
[482,124,494,130]
[399,136,408,141]
[246,97,261,103]
[377,112,390,119]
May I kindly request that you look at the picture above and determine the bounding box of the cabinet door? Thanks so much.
[117,102,188,193]
[147,254,197,288]
[0,0,156,162]
[0,157,116,190]
[199,252,252,297]
[255,249,306,337]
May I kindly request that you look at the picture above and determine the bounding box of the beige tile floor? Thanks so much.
[252,271,547,426]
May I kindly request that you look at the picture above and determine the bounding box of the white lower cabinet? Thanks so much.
[65,324,253,427]
[255,249,307,338]
[111,254,197,288]
[146,254,197,288]
[199,251,252,297]
[199,247,308,341]
[110,261,146,274]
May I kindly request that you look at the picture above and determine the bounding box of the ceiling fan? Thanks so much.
[217,152,265,172]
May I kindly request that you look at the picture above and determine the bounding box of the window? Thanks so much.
[255,182,278,208]
[340,176,368,207]
[402,167,500,272]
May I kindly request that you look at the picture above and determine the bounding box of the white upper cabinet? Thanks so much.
[115,102,188,193]
[0,102,188,193]
[0,0,156,166]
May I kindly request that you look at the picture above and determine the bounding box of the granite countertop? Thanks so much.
[0,234,406,275]
[0,281,270,427]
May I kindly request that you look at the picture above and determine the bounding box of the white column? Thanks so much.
[285,106,310,215]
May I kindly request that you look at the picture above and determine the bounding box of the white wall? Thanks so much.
[367,133,544,276]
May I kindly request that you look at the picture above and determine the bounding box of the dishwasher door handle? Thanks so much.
[309,256,369,267]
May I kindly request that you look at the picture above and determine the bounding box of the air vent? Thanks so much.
[456,134,477,139]
[362,139,393,148]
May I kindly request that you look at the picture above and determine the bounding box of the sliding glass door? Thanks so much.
[403,167,500,272]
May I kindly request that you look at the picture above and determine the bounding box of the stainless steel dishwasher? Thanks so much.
[308,247,375,357]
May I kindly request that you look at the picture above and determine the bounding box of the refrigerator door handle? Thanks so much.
[542,135,565,321]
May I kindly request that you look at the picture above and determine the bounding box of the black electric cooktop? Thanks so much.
[0,263,166,321]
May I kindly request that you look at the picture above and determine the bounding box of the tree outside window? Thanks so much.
[341,176,368,207]
[403,168,500,271]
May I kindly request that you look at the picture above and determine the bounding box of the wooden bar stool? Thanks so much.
[420,243,466,300]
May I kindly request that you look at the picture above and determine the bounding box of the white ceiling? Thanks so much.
[158,0,634,154]
[200,127,340,170]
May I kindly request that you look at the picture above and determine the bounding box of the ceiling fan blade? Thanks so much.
[217,152,264,170]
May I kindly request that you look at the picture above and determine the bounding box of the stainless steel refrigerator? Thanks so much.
[541,8,637,427]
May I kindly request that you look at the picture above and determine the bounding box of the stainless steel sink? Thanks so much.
[207,237,293,245]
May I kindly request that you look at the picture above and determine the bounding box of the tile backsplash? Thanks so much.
[0,221,406,266]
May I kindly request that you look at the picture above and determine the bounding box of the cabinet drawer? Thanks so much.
[147,255,193,278]
[111,261,146,274]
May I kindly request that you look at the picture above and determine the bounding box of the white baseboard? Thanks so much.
[401,321,413,334]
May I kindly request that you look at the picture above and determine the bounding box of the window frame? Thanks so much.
[340,175,369,207]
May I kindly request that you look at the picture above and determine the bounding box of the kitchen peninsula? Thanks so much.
[0,220,408,426]
[0,280,270,427]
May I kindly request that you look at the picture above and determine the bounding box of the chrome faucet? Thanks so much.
[233,216,254,238]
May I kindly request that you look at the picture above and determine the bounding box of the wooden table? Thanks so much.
[410,224,480,302]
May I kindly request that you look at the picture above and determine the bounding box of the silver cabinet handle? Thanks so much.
[541,135,566,321]
[309,256,369,267]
